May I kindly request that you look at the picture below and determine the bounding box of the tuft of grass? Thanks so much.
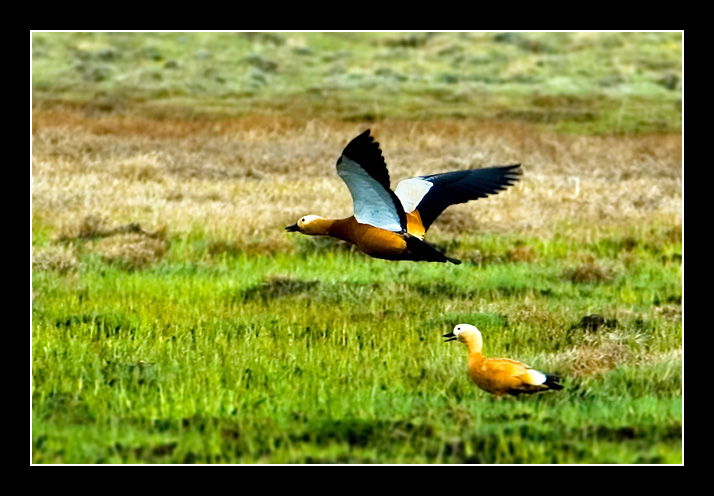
[32,245,79,274]
[565,262,616,283]
[241,274,321,302]
[567,342,631,377]
[91,233,167,269]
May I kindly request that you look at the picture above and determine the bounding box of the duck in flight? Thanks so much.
[286,130,521,264]
[444,324,563,396]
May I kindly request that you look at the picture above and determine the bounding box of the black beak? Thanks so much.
[285,224,299,232]
[443,332,457,342]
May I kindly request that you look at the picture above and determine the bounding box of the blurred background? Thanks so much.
[32,32,681,132]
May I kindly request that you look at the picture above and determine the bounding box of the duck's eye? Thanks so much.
[301,218,306,222]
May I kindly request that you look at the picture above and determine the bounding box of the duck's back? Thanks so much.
[468,355,531,396]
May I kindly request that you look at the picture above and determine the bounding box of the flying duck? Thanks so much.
[444,324,563,396]
[286,130,521,264]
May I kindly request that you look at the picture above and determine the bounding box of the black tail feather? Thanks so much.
[405,236,461,264]
[544,374,564,390]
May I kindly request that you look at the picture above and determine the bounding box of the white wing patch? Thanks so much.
[523,368,547,386]
[394,177,433,213]
[337,157,404,232]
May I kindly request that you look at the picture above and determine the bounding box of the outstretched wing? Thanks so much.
[336,130,407,233]
[394,164,521,232]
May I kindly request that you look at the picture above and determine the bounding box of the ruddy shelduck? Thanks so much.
[444,324,563,396]
[286,130,521,264]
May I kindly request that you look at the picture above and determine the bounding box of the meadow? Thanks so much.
[31,32,682,464]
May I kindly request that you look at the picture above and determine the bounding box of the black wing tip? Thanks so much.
[343,129,379,156]
[479,163,523,185]
[339,129,390,187]
[425,163,522,180]
[485,163,522,178]
[480,163,521,171]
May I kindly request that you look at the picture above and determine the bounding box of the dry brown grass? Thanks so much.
[565,262,616,283]
[567,342,631,377]
[47,214,168,269]
[32,244,79,274]
[90,233,167,269]
[551,337,683,378]
[55,214,165,242]
[507,244,537,263]
[32,108,682,251]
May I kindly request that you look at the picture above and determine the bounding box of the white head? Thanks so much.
[443,324,483,352]
[285,215,331,235]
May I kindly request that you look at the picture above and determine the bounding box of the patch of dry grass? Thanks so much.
[552,338,683,378]
[32,109,682,253]
[565,262,616,283]
[567,342,631,377]
[54,214,165,243]
[543,319,682,378]
[507,244,537,263]
[32,244,79,274]
[47,214,168,269]
[91,233,167,269]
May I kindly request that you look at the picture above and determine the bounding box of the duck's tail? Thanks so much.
[544,374,564,390]
[405,236,462,264]
[444,254,462,265]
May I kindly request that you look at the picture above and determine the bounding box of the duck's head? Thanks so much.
[285,215,331,236]
[444,324,483,351]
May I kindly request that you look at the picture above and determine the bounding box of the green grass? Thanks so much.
[32,222,682,463]
[32,32,682,134]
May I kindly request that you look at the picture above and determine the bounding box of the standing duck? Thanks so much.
[444,324,563,396]
[286,130,521,264]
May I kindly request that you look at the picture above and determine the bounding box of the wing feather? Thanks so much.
[395,164,521,232]
[336,130,407,232]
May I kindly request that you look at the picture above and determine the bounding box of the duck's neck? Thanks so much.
[306,218,339,236]
[462,334,483,358]
[326,217,359,241]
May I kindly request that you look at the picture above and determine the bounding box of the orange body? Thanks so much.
[326,211,427,260]
[288,211,457,263]
[329,217,407,259]
[467,355,542,396]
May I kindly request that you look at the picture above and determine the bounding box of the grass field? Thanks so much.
[31,32,682,464]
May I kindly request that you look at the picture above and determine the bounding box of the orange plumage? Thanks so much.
[444,324,563,397]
